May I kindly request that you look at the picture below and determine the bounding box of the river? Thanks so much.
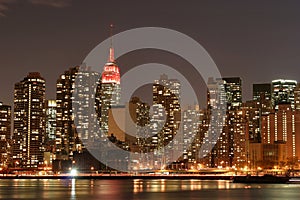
[0,179,299,199]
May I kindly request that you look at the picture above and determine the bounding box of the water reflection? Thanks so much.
[133,179,236,193]
[71,179,76,199]
[0,179,299,200]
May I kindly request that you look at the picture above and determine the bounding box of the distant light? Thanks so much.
[70,169,78,176]
[272,79,297,84]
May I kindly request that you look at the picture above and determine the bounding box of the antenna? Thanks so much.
[109,23,115,62]
[110,23,114,48]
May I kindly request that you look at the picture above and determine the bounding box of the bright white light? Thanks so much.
[70,169,78,176]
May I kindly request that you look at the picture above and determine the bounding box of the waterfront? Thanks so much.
[0,179,300,200]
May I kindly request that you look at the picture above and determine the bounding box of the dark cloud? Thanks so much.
[0,0,16,16]
[0,0,71,16]
[28,0,72,8]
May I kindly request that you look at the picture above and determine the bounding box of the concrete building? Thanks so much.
[261,104,300,164]
[13,72,46,169]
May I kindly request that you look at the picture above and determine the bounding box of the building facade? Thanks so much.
[272,79,297,110]
[0,102,11,166]
[151,74,181,168]
[261,104,300,161]
[99,47,121,135]
[294,83,300,111]
[45,100,56,142]
[181,105,202,166]
[253,83,271,102]
[13,72,46,169]
[56,66,79,159]
[205,77,242,168]
[56,65,100,160]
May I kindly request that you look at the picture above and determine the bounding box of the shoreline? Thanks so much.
[0,175,299,184]
[0,174,235,180]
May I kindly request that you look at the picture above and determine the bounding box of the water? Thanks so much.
[0,179,299,200]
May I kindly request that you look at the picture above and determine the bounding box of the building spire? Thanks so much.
[109,23,114,62]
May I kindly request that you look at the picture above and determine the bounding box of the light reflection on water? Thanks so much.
[133,179,234,193]
[0,179,299,200]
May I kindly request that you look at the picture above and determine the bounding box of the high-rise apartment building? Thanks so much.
[231,108,249,168]
[151,74,181,167]
[181,105,201,165]
[249,104,300,168]
[45,100,56,141]
[44,100,57,158]
[56,66,79,159]
[243,83,273,147]
[221,77,242,166]
[125,97,150,153]
[56,65,100,159]
[201,78,226,167]
[261,104,300,160]
[242,100,261,142]
[12,72,46,169]
[203,77,243,168]
[0,102,11,165]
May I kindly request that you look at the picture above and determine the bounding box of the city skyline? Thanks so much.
[0,30,299,177]
[1,1,300,105]
[0,0,300,172]
[1,1,300,199]
[2,68,300,169]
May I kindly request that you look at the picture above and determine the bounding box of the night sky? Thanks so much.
[1,0,300,107]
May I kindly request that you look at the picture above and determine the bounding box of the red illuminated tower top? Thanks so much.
[101,24,120,84]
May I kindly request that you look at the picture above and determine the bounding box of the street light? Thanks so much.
[91,166,94,174]
[70,169,78,176]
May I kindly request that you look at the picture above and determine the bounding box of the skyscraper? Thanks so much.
[181,105,201,166]
[45,100,56,141]
[245,83,273,145]
[242,100,261,142]
[126,98,152,169]
[204,77,242,167]
[56,65,100,159]
[0,102,11,166]
[231,108,248,168]
[224,77,242,167]
[201,77,226,167]
[222,77,242,109]
[56,66,79,159]
[152,74,181,168]
[272,79,297,110]
[125,97,150,153]
[100,46,121,135]
[13,72,46,169]
[253,83,271,101]
[44,100,57,159]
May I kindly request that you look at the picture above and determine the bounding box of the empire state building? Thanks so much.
[100,45,121,134]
